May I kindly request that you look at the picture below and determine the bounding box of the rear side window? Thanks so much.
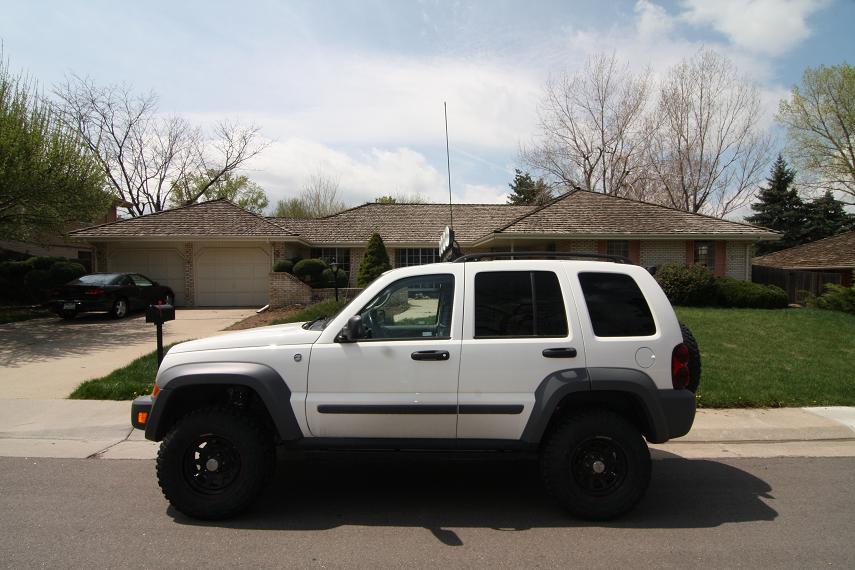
[578,272,656,337]
[474,271,568,338]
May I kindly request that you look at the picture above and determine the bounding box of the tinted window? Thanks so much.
[474,271,568,338]
[578,272,655,337]
[130,274,154,286]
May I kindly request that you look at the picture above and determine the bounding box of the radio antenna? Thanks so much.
[444,101,453,230]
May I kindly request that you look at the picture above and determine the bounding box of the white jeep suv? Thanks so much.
[132,253,699,521]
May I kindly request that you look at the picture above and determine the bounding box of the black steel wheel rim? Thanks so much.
[570,436,628,496]
[182,434,242,494]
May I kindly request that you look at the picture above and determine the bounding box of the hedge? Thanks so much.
[293,258,328,286]
[655,264,787,309]
[809,283,855,315]
[715,277,788,309]
[273,259,294,273]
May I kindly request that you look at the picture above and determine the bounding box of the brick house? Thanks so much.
[753,230,855,290]
[71,189,778,307]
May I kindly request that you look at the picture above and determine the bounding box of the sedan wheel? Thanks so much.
[112,298,128,319]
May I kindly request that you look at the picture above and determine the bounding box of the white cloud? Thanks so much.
[244,138,459,208]
[679,0,827,56]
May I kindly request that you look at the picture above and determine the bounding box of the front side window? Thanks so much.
[395,248,439,267]
[694,241,715,270]
[130,274,154,287]
[357,274,454,340]
[474,271,568,338]
[578,272,655,337]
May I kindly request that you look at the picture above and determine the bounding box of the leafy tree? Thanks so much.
[374,193,429,204]
[357,232,391,287]
[0,51,109,241]
[506,169,553,205]
[747,156,805,254]
[777,63,855,204]
[801,191,854,243]
[170,170,269,214]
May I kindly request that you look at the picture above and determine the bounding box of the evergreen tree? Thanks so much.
[800,191,855,243]
[506,169,553,205]
[357,232,391,287]
[747,156,804,254]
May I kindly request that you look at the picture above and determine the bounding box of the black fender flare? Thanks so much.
[145,362,302,442]
[520,367,695,444]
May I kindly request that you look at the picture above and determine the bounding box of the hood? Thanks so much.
[169,322,322,353]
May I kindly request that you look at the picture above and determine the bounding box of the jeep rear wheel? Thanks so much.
[156,407,274,520]
[540,409,650,520]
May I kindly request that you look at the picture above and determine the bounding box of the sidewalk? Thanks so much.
[1,399,854,460]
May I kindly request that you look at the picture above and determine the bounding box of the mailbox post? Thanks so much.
[146,304,175,365]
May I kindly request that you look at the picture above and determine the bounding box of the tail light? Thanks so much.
[84,288,103,296]
[152,384,160,398]
[672,343,690,389]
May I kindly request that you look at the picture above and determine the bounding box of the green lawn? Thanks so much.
[676,307,855,408]
[69,344,180,400]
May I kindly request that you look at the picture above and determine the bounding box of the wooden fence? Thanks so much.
[751,266,842,304]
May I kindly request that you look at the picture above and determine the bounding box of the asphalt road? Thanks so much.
[1,453,853,569]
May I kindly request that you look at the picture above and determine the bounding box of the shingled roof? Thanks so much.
[71,199,294,238]
[269,203,535,245]
[753,231,855,270]
[488,190,778,241]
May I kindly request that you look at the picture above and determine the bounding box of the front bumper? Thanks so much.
[131,395,153,430]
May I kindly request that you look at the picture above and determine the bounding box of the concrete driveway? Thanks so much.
[0,309,254,399]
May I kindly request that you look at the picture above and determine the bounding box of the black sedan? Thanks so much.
[51,273,175,319]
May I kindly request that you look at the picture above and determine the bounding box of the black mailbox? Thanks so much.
[146,304,175,324]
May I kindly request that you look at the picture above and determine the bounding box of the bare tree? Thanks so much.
[648,49,771,217]
[272,172,347,218]
[53,76,267,216]
[523,53,654,197]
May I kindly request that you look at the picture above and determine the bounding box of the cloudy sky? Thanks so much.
[2,0,853,210]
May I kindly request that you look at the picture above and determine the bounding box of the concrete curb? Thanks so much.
[1,399,854,460]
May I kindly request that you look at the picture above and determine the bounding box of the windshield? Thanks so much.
[70,274,122,286]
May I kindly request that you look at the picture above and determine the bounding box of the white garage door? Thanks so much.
[195,247,269,307]
[109,249,186,306]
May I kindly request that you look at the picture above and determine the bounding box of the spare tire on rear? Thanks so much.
[679,322,701,393]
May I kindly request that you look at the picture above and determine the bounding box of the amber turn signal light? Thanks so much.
[137,411,149,426]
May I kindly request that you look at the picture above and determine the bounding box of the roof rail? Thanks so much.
[452,251,632,264]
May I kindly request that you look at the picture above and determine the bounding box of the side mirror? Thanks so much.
[336,315,363,343]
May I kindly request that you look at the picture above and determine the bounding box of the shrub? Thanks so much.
[49,261,86,286]
[293,258,328,285]
[273,260,294,273]
[23,269,52,300]
[357,232,391,287]
[321,267,348,287]
[716,277,788,309]
[25,256,64,270]
[654,264,717,306]
[809,283,855,315]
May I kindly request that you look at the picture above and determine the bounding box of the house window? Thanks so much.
[606,240,630,258]
[693,241,715,270]
[395,248,439,267]
[311,248,350,273]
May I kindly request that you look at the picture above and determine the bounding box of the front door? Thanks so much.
[306,269,463,438]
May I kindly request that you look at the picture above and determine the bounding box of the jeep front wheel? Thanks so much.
[540,409,651,520]
[156,407,274,520]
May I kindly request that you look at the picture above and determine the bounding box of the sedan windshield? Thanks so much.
[71,274,122,286]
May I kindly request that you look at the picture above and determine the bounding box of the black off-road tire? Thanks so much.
[679,322,702,393]
[540,409,651,521]
[156,407,274,520]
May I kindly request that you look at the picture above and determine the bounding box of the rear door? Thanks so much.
[457,262,587,440]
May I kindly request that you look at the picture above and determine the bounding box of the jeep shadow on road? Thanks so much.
[168,450,777,545]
